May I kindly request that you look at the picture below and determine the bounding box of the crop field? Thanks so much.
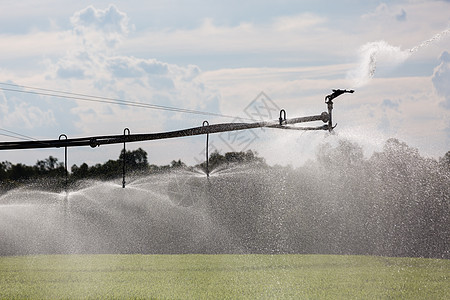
[0,254,448,299]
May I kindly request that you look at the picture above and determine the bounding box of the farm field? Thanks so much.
[0,254,448,299]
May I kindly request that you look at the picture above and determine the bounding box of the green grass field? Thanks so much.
[0,254,448,299]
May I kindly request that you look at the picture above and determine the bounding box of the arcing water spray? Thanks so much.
[348,28,450,87]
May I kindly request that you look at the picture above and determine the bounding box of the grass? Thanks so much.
[0,254,448,299]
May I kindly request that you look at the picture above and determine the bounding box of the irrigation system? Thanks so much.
[0,89,354,187]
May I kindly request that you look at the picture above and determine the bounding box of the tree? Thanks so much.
[171,160,186,168]
[0,161,12,180]
[9,163,35,181]
[71,163,89,180]
[224,150,265,164]
[119,148,149,171]
[35,156,64,177]
[207,150,226,170]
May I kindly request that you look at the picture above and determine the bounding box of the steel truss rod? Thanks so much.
[0,112,329,151]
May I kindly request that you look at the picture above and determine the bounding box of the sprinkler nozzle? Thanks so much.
[324,89,354,133]
[325,89,354,103]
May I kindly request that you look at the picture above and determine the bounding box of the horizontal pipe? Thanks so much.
[272,125,329,131]
[0,112,329,150]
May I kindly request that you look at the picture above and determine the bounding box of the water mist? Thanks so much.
[347,28,450,88]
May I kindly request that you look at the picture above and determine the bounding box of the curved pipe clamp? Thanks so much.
[57,134,67,148]
[279,109,287,125]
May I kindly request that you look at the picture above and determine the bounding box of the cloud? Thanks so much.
[124,12,335,62]
[362,3,407,22]
[139,60,169,76]
[396,9,407,21]
[35,6,220,137]
[362,3,389,18]
[273,13,326,31]
[71,4,130,35]
[0,86,56,131]
[70,5,131,49]
[56,65,85,79]
[432,51,450,109]
[107,56,145,78]
[382,99,400,111]
[0,4,220,147]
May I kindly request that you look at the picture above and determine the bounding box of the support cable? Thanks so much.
[0,82,254,121]
[0,128,41,142]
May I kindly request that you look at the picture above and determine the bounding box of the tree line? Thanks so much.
[0,148,264,190]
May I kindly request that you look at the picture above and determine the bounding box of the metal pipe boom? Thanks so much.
[0,112,329,150]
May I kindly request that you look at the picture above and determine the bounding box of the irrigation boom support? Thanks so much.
[0,89,354,151]
[0,113,329,150]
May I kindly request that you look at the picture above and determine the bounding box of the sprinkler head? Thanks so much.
[325,89,354,103]
[324,89,354,133]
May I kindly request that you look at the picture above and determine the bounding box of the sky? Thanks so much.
[0,0,449,168]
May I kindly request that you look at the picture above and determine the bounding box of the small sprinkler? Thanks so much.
[325,89,354,132]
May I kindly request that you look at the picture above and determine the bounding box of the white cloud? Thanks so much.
[1,1,448,70]
[432,51,450,109]
[361,3,390,19]
[361,3,407,22]
[0,5,220,151]
[200,64,352,117]
[0,89,56,130]
[43,9,220,142]
[71,5,130,34]
[71,4,131,49]
[272,13,326,31]
[123,12,337,61]
[0,31,75,62]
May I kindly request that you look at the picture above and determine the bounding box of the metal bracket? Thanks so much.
[324,89,354,132]
[58,134,68,193]
[122,128,130,188]
[202,121,210,177]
